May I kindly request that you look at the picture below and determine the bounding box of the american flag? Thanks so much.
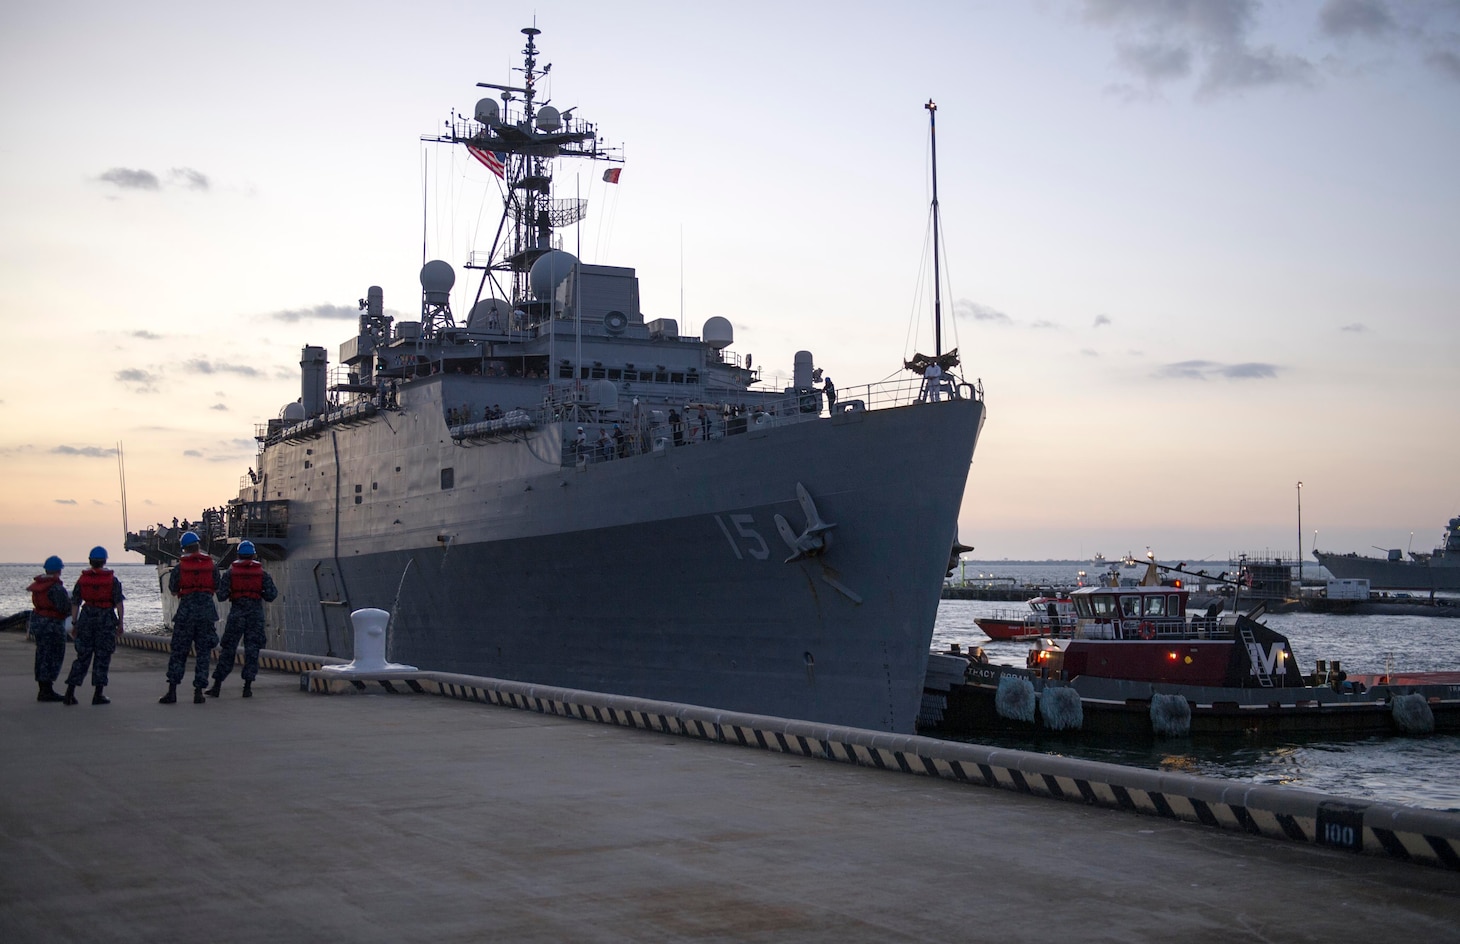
[468,146,507,179]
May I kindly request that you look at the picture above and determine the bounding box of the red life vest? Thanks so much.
[177,553,216,595]
[230,559,265,599]
[28,575,67,618]
[77,568,115,607]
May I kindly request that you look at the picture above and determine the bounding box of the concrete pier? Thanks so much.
[2,633,1457,941]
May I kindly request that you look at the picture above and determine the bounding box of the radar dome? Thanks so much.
[703,316,733,350]
[475,98,500,125]
[536,105,562,132]
[420,260,455,305]
[529,250,578,301]
[281,401,306,421]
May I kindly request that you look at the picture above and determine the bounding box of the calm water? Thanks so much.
[5,562,1457,810]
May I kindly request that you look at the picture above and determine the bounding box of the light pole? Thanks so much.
[1296,481,1303,596]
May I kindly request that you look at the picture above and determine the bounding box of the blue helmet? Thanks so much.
[180,531,201,548]
[89,546,108,562]
[237,540,257,557]
[43,555,63,573]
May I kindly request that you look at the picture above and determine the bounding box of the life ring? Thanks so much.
[1138,621,1156,640]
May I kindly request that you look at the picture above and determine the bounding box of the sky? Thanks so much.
[1,0,1457,566]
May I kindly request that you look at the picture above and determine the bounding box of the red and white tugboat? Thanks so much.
[974,596,1075,642]
[927,562,1460,739]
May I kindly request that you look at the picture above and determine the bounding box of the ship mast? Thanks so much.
[926,99,943,358]
[425,26,621,308]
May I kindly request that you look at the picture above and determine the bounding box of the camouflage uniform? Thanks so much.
[213,564,278,684]
[167,558,220,689]
[28,577,70,684]
[66,572,125,689]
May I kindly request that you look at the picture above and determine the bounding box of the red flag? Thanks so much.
[468,146,506,179]
[602,167,621,184]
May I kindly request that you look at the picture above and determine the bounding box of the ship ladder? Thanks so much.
[1238,623,1274,688]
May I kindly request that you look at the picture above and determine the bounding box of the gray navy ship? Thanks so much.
[127,27,986,734]
[1314,514,1460,592]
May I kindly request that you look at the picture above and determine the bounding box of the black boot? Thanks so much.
[242,680,253,698]
[37,682,63,703]
[92,686,110,706]
[193,686,206,704]
[205,679,222,698]
[62,684,78,706]
[159,682,177,704]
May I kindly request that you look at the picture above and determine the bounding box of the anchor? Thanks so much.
[774,482,837,563]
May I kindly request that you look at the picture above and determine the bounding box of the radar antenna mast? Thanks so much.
[926,99,943,358]
[424,26,622,310]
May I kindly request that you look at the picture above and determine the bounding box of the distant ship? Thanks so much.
[125,27,985,734]
[1313,515,1460,592]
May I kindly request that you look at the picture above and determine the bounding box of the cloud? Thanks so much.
[1093,314,1112,328]
[1081,348,1100,357]
[271,303,360,323]
[169,167,210,191]
[954,299,1012,323]
[97,166,215,193]
[1154,358,1280,380]
[55,499,78,505]
[183,358,263,377]
[1029,320,1061,330]
[1078,0,1317,98]
[1430,48,1460,81]
[1319,0,1397,39]
[98,168,160,190]
[91,499,107,506]
[132,330,163,340]
[51,445,117,458]
[116,367,160,392]
[1221,361,1279,379]
[183,449,203,457]
[0,444,34,457]
[1340,322,1367,332]
[211,403,229,411]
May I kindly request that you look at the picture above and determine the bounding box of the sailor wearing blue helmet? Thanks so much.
[62,546,126,705]
[207,540,278,698]
[161,531,219,704]
[27,555,71,702]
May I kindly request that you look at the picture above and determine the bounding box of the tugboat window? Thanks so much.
[1143,596,1166,617]
[1121,596,1141,618]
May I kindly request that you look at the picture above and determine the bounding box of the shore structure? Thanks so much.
[125,26,986,735]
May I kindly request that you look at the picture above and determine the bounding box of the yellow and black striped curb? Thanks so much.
[114,633,1460,870]
[301,666,1460,871]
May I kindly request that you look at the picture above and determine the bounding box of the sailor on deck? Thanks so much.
[207,541,278,699]
[161,531,219,705]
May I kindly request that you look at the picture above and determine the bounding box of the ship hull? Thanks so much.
[1315,552,1460,592]
[256,398,984,733]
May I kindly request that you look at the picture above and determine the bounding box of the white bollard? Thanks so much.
[319,607,418,674]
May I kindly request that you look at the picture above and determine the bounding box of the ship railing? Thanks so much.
[1072,616,1232,641]
[549,373,983,467]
